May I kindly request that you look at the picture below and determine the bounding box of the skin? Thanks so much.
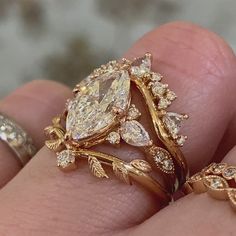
[0,21,235,236]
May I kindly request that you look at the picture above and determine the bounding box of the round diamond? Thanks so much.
[57,150,76,170]
[151,82,168,96]
[127,104,141,120]
[162,159,173,171]
[106,132,120,145]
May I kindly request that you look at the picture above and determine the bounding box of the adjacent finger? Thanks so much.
[130,145,236,236]
[0,21,235,236]
[0,80,71,187]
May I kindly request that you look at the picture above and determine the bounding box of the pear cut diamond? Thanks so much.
[130,55,151,77]
[162,112,187,139]
[120,120,151,146]
[66,70,130,141]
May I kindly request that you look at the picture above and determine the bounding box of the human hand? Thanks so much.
[0,21,235,236]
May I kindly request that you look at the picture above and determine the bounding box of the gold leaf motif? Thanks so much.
[52,116,61,126]
[45,126,65,139]
[112,161,130,184]
[45,139,63,150]
[88,156,108,178]
[130,159,152,173]
[53,128,65,139]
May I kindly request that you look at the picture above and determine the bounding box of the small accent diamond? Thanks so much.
[130,55,151,77]
[106,131,120,145]
[57,150,76,170]
[158,98,171,109]
[151,82,168,97]
[211,163,227,174]
[152,147,174,173]
[166,90,177,101]
[222,167,236,179]
[176,135,187,147]
[127,104,141,120]
[150,72,162,82]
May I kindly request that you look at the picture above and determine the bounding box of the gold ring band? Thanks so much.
[45,53,189,203]
[184,162,236,211]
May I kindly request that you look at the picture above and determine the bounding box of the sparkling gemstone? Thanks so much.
[222,167,236,179]
[120,120,151,146]
[211,163,226,174]
[153,147,174,172]
[176,135,187,146]
[162,112,186,138]
[57,150,76,169]
[162,159,173,171]
[158,98,171,109]
[130,55,151,77]
[151,72,162,82]
[127,104,141,120]
[106,131,120,144]
[205,175,229,190]
[210,178,224,189]
[66,70,130,140]
[166,90,177,101]
[151,82,168,97]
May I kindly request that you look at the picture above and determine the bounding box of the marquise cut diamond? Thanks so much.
[66,70,130,140]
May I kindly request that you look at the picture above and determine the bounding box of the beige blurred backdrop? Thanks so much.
[0,0,236,98]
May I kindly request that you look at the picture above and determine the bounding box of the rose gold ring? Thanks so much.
[184,162,236,211]
[45,53,188,204]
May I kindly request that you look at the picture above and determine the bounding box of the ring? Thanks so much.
[0,113,37,166]
[184,162,236,211]
[45,53,188,202]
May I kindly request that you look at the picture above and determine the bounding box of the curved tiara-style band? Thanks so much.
[184,162,236,211]
[45,53,188,202]
[0,113,36,166]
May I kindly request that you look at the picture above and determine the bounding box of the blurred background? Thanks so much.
[0,0,236,98]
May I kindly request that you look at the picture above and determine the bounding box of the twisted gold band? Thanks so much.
[184,162,236,211]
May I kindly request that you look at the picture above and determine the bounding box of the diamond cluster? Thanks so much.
[129,54,188,147]
[64,53,188,148]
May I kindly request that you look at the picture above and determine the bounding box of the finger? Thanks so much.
[0,21,235,236]
[130,145,236,236]
[0,80,71,187]
[124,22,236,172]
